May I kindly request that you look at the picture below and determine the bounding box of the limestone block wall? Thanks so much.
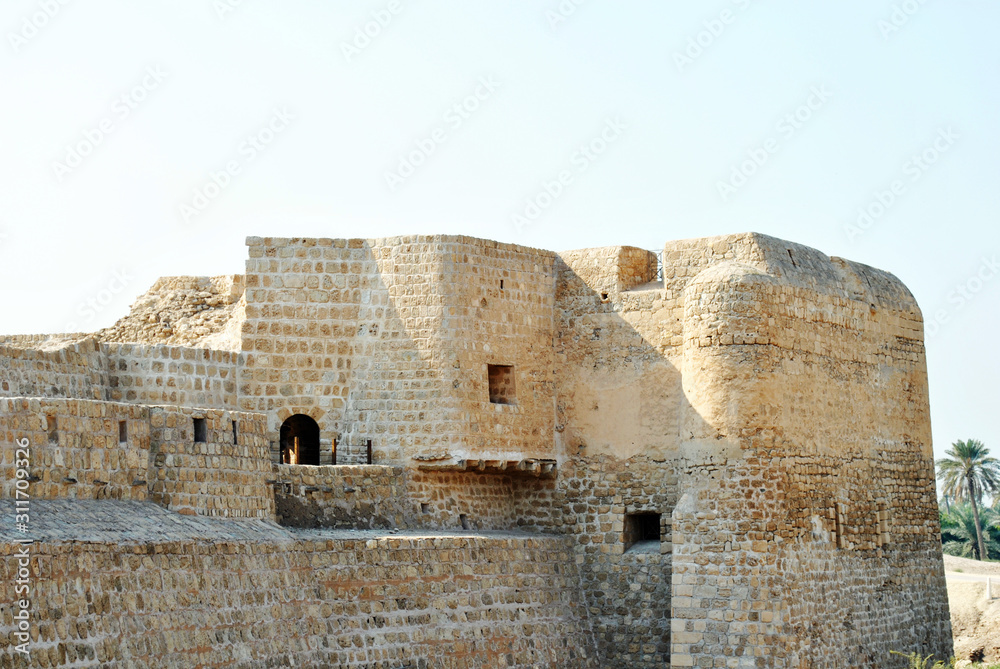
[0,397,149,501]
[556,456,679,668]
[436,238,557,460]
[105,343,240,409]
[241,236,558,463]
[554,233,949,668]
[241,236,560,532]
[669,243,950,668]
[0,338,108,401]
[271,465,564,533]
[241,236,453,462]
[555,247,685,461]
[407,470,559,532]
[147,406,274,519]
[272,464,408,529]
[0,530,599,669]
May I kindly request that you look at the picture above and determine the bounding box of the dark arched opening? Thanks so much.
[279,414,320,465]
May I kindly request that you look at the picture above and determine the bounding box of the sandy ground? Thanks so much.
[944,555,1000,663]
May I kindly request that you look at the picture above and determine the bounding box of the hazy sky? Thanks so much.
[0,1,996,463]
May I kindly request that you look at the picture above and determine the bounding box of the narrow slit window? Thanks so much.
[193,417,207,443]
[47,415,58,444]
[232,420,238,445]
[118,420,128,443]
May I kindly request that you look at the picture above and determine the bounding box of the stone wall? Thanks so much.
[0,397,149,501]
[552,233,950,668]
[147,406,274,519]
[241,236,557,468]
[272,464,408,529]
[0,511,598,669]
[0,338,108,401]
[105,343,240,409]
[556,456,678,667]
[0,231,952,668]
[434,237,557,461]
[667,236,949,668]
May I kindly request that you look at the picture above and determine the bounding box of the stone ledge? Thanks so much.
[416,458,557,478]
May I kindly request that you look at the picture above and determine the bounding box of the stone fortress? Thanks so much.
[0,232,951,668]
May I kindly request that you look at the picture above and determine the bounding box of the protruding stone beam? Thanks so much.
[415,458,557,479]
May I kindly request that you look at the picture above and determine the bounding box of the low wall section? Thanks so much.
[148,406,274,519]
[272,464,408,529]
[0,397,149,501]
[0,528,598,668]
[0,339,107,401]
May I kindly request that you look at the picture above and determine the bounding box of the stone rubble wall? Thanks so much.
[147,406,274,519]
[407,471,558,532]
[0,528,598,669]
[98,274,245,348]
[0,397,149,501]
[270,466,564,534]
[272,463,408,529]
[0,337,243,413]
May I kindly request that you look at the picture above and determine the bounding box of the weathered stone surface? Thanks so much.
[0,232,952,668]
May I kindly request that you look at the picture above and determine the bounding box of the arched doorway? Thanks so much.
[279,415,320,465]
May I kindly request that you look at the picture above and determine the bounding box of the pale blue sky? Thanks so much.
[0,1,996,463]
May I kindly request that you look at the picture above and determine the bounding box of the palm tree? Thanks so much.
[940,503,1000,560]
[937,439,1000,560]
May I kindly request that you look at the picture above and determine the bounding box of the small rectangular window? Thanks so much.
[232,420,238,444]
[624,512,661,552]
[487,364,516,405]
[193,417,207,443]
[118,420,128,443]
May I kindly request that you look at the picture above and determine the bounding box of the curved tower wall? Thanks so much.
[671,236,948,667]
